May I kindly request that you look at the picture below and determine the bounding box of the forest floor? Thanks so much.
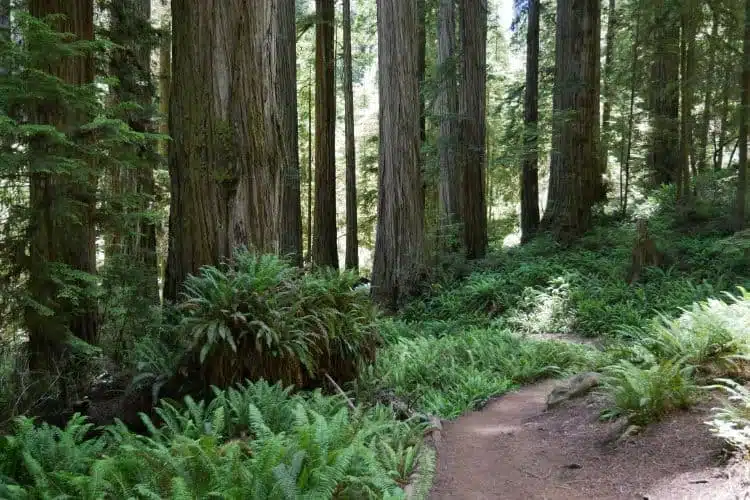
[428,335,750,499]
[429,377,749,499]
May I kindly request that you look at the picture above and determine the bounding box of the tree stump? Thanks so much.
[626,218,664,284]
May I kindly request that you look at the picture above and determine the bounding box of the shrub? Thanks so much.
[168,251,380,391]
[599,359,697,426]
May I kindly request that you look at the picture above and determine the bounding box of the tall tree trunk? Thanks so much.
[437,0,461,243]
[697,7,719,173]
[458,0,488,259]
[312,0,338,268]
[418,0,427,145]
[277,1,302,267]
[164,1,285,301]
[372,0,425,309]
[307,65,313,262]
[600,0,616,201]
[678,3,695,201]
[736,0,750,229]
[520,0,540,243]
[27,0,98,364]
[343,0,358,270]
[540,0,601,241]
[716,63,732,170]
[107,0,159,303]
[158,16,170,158]
[620,12,640,216]
[648,3,680,186]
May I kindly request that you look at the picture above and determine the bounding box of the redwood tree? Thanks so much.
[437,0,461,240]
[736,0,750,228]
[343,0,358,269]
[27,0,98,363]
[372,0,425,309]
[458,0,488,259]
[312,0,338,268]
[520,0,540,243]
[165,1,292,300]
[540,0,601,241]
[277,0,303,266]
[648,2,680,186]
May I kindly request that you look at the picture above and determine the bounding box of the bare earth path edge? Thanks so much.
[425,334,749,500]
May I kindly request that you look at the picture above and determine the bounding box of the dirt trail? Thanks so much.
[429,378,748,499]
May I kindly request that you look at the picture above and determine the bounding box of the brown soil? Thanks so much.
[429,378,749,499]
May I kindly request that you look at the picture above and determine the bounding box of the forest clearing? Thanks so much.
[1,0,750,498]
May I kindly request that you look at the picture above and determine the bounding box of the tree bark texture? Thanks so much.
[343,0,358,270]
[648,2,680,186]
[697,8,719,173]
[736,0,750,228]
[540,0,600,241]
[437,0,461,242]
[372,0,425,310]
[600,0,616,200]
[459,0,488,259]
[27,0,98,360]
[678,3,695,201]
[165,1,291,301]
[158,15,170,158]
[312,0,338,268]
[418,0,427,145]
[277,0,303,267]
[520,0,540,243]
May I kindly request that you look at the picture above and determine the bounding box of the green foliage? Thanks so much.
[599,359,697,426]
[359,325,601,419]
[171,251,380,390]
[598,287,750,427]
[0,380,431,499]
[705,379,750,457]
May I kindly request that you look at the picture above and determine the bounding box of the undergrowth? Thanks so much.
[0,380,431,499]
[358,325,602,419]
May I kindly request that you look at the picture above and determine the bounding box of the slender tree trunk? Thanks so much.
[307,67,313,262]
[620,13,640,216]
[737,0,750,228]
[458,0,488,259]
[716,64,732,170]
[277,1,302,266]
[27,0,98,364]
[158,16,170,158]
[165,1,285,301]
[599,0,616,200]
[343,0,358,270]
[520,0,540,243]
[372,0,425,310]
[678,4,695,201]
[540,0,600,241]
[697,8,719,173]
[312,0,338,268]
[437,0,461,244]
[107,0,159,303]
[648,4,680,186]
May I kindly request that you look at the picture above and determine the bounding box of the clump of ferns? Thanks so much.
[176,251,380,390]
